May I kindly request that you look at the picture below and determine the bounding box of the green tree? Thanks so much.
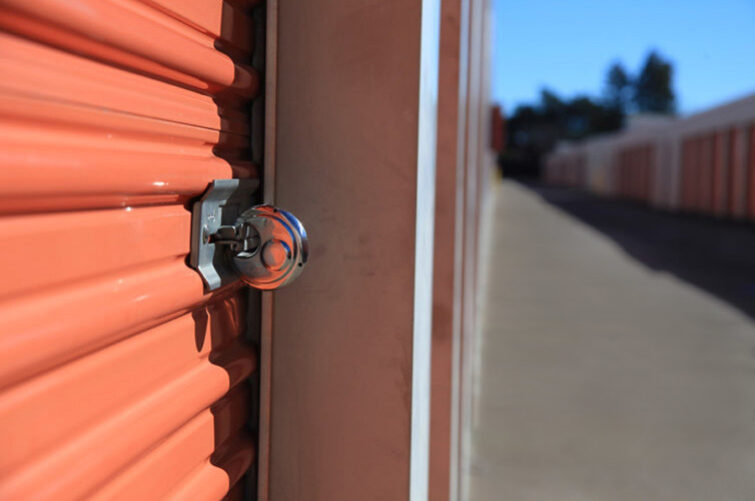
[540,89,565,115]
[497,51,678,177]
[500,89,623,177]
[634,51,676,114]
[604,62,632,112]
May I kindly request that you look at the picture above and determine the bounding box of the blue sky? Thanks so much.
[490,0,755,115]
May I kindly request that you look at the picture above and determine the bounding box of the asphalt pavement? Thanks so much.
[466,180,755,501]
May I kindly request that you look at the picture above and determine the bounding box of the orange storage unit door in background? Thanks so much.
[749,124,755,220]
[0,1,263,499]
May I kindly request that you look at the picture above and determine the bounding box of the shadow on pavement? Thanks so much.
[516,180,755,321]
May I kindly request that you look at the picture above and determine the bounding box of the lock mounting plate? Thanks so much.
[190,179,259,291]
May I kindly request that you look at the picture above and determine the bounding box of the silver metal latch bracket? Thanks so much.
[190,179,259,291]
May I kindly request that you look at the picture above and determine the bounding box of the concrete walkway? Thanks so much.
[466,181,755,501]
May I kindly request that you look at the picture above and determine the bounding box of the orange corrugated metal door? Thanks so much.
[748,124,755,220]
[681,139,691,210]
[0,1,263,499]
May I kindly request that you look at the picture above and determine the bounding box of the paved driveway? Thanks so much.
[467,181,755,501]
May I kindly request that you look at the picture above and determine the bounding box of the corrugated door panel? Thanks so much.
[634,148,640,200]
[688,137,696,210]
[632,149,638,199]
[712,131,725,214]
[634,148,641,200]
[705,133,716,213]
[680,140,689,210]
[639,147,646,201]
[0,0,263,499]
[726,127,738,216]
[688,139,696,210]
[693,137,703,212]
[646,145,655,203]
[0,0,259,95]
[697,136,707,212]
[689,138,698,210]
[748,124,755,219]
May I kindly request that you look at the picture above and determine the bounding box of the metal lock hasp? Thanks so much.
[190,180,308,291]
